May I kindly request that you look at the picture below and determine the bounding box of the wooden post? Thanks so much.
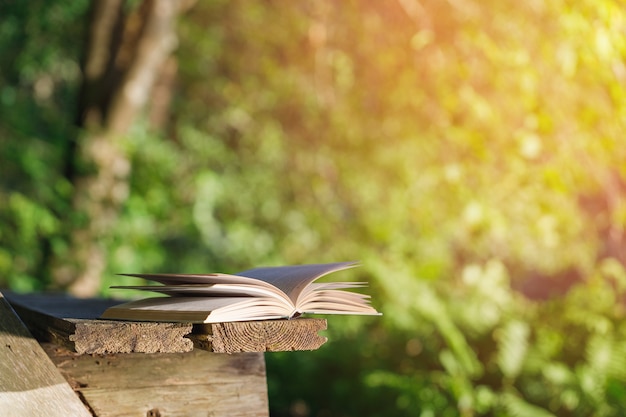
[0,292,91,417]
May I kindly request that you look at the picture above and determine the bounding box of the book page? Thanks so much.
[110,284,294,309]
[117,273,278,289]
[100,296,294,323]
[298,290,381,315]
[235,261,359,302]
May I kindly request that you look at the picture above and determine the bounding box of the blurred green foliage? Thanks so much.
[0,0,88,291]
[2,0,626,415]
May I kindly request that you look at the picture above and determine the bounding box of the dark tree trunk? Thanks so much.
[52,0,183,296]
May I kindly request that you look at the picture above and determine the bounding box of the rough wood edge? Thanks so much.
[8,301,78,351]
[6,293,194,354]
[190,318,328,354]
[71,319,194,354]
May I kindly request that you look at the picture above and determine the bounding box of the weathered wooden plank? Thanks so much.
[0,292,91,417]
[7,293,193,354]
[6,292,328,353]
[43,343,268,417]
[191,319,328,353]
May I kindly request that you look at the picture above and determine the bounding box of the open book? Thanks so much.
[100,261,380,323]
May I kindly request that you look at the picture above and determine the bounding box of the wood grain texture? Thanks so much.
[191,319,328,353]
[6,293,193,354]
[0,292,91,417]
[6,292,328,353]
[43,343,269,417]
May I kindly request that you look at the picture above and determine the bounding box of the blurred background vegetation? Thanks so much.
[2,0,626,415]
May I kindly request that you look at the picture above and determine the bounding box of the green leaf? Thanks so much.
[496,320,530,379]
[501,392,557,417]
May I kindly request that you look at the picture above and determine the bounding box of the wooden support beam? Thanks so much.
[43,343,269,417]
[6,292,328,354]
[0,292,92,417]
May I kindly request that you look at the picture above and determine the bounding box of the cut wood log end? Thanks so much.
[70,320,194,354]
[191,318,328,354]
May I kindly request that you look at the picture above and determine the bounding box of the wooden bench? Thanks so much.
[1,291,328,417]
